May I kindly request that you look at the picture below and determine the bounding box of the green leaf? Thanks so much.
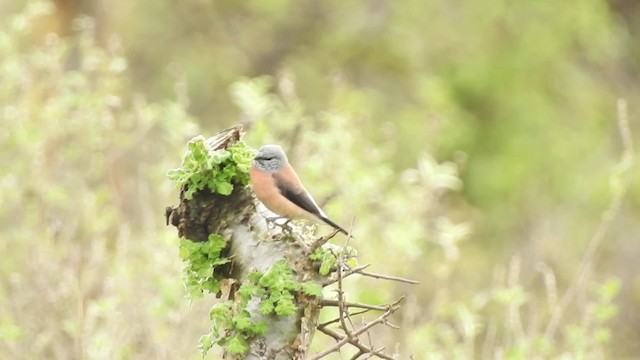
[236,162,250,173]
[178,239,195,259]
[300,282,322,297]
[233,311,253,331]
[215,181,233,195]
[251,321,268,336]
[196,266,213,278]
[226,334,249,355]
[211,257,230,266]
[187,285,203,299]
[275,293,297,316]
[258,300,275,315]
[308,248,324,261]
[184,186,197,200]
[202,279,220,294]
[167,168,186,182]
[199,334,214,354]
[211,149,231,164]
[209,301,232,322]
[283,278,301,291]
[237,283,259,302]
[247,271,263,284]
[207,234,227,254]
[259,260,292,289]
[269,290,283,302]
[319,255,336,276]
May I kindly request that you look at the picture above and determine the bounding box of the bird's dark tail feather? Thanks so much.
[320,216,349,236]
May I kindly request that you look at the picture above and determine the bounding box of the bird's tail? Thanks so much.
[320,216,349,236]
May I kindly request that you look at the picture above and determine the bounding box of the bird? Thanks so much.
[250,144,348,235]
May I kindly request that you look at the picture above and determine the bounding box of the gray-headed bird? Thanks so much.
[250,145,348,235]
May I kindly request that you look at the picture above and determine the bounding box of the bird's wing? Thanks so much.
[272,170,325,218]
[272,169,348,235]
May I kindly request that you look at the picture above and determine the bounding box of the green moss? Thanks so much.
[167,137,255,199]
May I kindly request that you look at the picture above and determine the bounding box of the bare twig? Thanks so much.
[344,217,356,247]
[350,346,388,360]
[365,322,375,356]
[311,297,404,360]
[384,321,400,330]
[323,263,419,286]
[544,98,635,342]
[356,270,420,285]
[318,326,393,360]
[309,228,341,254]
[322,264,372,286]
[320,300,389,312]
[311,214,412,359]
[308,215,354,255]
[318,309,371,328]
[337,259,353,336]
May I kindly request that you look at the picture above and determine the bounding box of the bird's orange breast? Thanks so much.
[250,166,310,220]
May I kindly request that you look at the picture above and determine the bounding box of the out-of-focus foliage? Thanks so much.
[235,77,626,359]
[1,0,639,359]
[0,3,204,359]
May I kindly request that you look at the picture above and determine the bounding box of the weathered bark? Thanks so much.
[166,127,320,360]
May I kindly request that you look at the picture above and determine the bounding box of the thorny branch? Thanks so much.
[310,247,414,359]
[311,297,405,360]
[356,270,420,285]
[322,264,371,286]
[322,264,419,287]
[319,300,390,312]
[317,309,371,328]
[337,261,353,338]
[308,228,341,254]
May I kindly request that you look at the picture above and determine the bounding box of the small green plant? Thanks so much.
[249,260,323,316]
[199,260,322,356]
[309,244,358,276]
[179,234,230,299]
[167,137,255,199]
[201,299,268,356]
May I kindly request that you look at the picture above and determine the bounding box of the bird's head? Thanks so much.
[253,144,288,173]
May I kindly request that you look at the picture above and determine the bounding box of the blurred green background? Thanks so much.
[1,0,639,359]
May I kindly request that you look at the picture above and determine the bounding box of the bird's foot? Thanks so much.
[265,216,296,234]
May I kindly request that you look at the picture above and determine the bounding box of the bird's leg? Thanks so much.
[264,216,282,230]
[279,219,297,235]
[264,216,295,234]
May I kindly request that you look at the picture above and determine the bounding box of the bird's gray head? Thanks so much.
[253,144,288,173]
